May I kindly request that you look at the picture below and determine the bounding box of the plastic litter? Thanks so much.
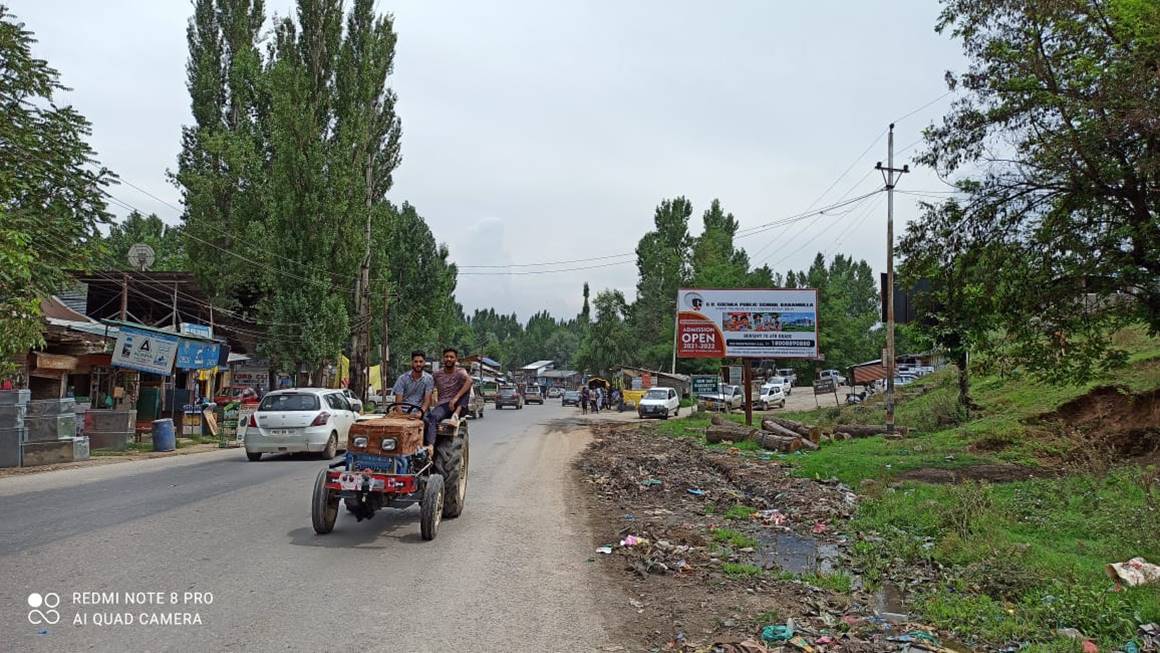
[761,624,794,643]
[1058,628,1084,640]
[596,546,613,554]
[687,488,708,496]
[816,636,835,645]
[1122,641,1139,653]
[1082,640,1099,653]
[1106,557,1160,588]
[641,478,663,487]
[787,636,815,652]
[812,521,828,534]
[620,535,646,547]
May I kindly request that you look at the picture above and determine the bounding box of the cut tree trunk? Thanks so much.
[796,437,819,451]
[705,425,759,444]
[763,416,811,437]
[761,421,804,440]
[753,432,802,452]
[834,424,888,437]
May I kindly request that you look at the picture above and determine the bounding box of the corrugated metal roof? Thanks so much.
[521,360,554,370]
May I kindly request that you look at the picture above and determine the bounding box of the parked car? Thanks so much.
[546,387,562,398]
[638,387,680,419]
[244,388,356,461]
[525,386,544,404]
[819,369,847,386]
[757,383,786,410]
[699,384,744,411]
[561,390,581,407]
[341,388,363,414]
[767,375,793,396]
[776,368,797,387]
[495,386,525,409]
[466,384,485,419]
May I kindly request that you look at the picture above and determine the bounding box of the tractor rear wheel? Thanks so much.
[420,474,444,541]
[311,468,338,534]
[435,428,468,519]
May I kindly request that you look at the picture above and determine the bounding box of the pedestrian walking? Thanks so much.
[580,386,589,414]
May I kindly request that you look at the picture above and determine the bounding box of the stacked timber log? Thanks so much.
[704,414,906,452]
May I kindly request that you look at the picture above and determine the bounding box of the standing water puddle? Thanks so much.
[757,533,840,574]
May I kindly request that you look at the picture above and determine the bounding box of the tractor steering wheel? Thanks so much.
[380,401,427,420]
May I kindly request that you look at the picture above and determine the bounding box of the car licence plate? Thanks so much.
[270,428,295,436]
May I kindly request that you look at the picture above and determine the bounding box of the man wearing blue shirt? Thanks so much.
[391,351,434,418]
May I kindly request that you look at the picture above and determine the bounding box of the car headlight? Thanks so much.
[380,437,397,451]
[353,436,368,448]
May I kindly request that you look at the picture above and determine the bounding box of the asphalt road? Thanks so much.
[0,402,615,652]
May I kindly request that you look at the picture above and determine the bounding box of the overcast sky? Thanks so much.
[13,0,964,321]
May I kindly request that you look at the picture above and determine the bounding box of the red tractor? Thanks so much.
[310,402,468,540]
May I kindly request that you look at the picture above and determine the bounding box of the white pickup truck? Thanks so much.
[698,384,744,411]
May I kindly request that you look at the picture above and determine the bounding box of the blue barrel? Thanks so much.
[151,418,176,452]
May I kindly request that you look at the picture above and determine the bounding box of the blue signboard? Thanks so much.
[175,339,221,370]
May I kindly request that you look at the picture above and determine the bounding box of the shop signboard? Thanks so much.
[112,326,178,375]
[676,288,820,359]
[175,339,221,370]
[691,375,719,396]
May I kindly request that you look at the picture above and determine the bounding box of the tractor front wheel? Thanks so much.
[311,468,338,534]
[420,474,445,541]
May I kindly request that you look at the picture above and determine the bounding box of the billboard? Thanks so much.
[112,326,179,375]
[175,339,221,370]
[676,288,819,359]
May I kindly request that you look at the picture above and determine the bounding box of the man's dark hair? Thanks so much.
[443,347,458,356]
[411,350,425,360]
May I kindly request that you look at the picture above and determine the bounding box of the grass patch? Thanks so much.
[724,504,757,520]
[721,562,763,577]
[799,571,853,594]
[712,528,757,549]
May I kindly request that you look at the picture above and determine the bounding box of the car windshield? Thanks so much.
[259,393,319,411]
[564,391,579,398]
[499,389,518,397]
[645,389,668,399]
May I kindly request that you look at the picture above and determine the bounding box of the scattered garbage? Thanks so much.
[753,509,787,527]
[641,478,663,487]
[687,488,708,497]
[1058,628,1084,640]
[1083,640,1099,653]
[620,535,645,547]
[760,624,794,642]
[596,546,613,554]
[628,598,644,609]
[1106,557,1160,589]
[787,635,815,652]
[811,521,828,534]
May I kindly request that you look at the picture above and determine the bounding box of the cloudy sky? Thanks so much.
[13,0,964,321]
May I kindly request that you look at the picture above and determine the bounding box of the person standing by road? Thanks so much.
[391,350,434,418]
[423,348,473,455]
[580,386,589,414]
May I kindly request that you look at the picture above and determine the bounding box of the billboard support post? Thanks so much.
[743,358,753,426]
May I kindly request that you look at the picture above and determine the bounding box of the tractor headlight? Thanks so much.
[353,436,368,448]
[380,437,397,451]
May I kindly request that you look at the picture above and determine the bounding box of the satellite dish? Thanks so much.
[127,243,155,271]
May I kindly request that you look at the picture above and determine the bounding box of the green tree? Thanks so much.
[899,200,995,407]
[100,211,188,271]
[0,8,113,372]
[576,290,632,374]
[260,1,350,374]
[632,197,693,369]
[175,0,268,306]
[690,199,750,287]
[920,0,1160,379]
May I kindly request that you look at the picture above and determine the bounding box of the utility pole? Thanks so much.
[380,286,390,398]
[119,273,128,321]
[876,124,909,434]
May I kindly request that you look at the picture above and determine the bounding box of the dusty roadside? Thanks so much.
[0,442,225,478]
[572,419,949,653]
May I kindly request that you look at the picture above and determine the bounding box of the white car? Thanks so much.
[638,387,680,419]
[776,368,797,386]
[341,388,363,414]
[244,388,357,461]
[758,383,786,410]
[767,375,793,396]
[819,369,847,386]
